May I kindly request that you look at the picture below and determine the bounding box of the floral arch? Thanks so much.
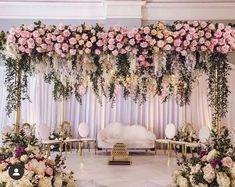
[0,21,234,134]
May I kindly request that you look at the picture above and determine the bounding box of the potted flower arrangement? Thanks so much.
[172,128,235,187]
[0,129,76,187]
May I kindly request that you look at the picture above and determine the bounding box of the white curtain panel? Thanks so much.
[0,66,234,141]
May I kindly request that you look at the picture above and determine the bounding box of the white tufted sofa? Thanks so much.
[97,122,156,150]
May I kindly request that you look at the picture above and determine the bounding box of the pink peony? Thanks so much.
[222,157,233,168]
[46,167,53,176]
[56,35,64,43]
[143,27,150,34]
[25,162,33,170]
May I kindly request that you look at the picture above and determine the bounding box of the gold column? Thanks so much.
[60,96,65,124]
[182,104,187,126]
[15,61,21,134]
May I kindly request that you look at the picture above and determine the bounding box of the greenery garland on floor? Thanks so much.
[0,21,234,130]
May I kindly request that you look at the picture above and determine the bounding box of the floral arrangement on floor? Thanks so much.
[0,21,234,129]
[0,128,76,187]
[172,128,235,187]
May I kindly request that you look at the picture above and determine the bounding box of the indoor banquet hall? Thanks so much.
[0,0,235,187]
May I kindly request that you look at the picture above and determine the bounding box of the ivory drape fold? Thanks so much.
[0,66,234,144]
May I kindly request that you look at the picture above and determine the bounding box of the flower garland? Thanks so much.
[0,128,76,187]
[0,21,234,127]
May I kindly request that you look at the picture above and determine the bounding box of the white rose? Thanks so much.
[217,172,230,187]
[230,163,235,178]
[203,164,216,183]
[20,155,28,163]
[206,149,218,162]
[177,175,188,187]
[53,175,63,187]
[38,177,52,187]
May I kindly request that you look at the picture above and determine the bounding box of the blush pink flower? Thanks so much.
[189,28,196,35]
[62,43,69,52]
[86,41,92,48]
[19,37,27,45]
[63,30,71,37]
[201,45,207,52]
[135,34,142,41]
[181,50,187,56]
[180,29,186,36]
[205,32,212,39]
[143,27,150,34]
[198,30,205,37]
[183,40,190,47]
[69,49,76,55]
[199,37,206,44]
[222,157,233,168]
[112,50,119,56]
[33,31,40,38]
[215,30,223,38]
[116,43,123,49]
[27,38,35,49]
[129,38,135,46]
[57,35,64,43]
[95,49,101,55]
[69,25,77,32]
[218,23,225,30]
[7,34,16,43]
[54,43,61,50]
[85,48,91,54]
[96,40,104,47]
[69,37,77,45]
[58,24,65,31]
[25,162,33,171]
[36,47,43,53]
[140,41,148,48]
[174,39,182,47]
[221,45,230,54]
[46,167,53,176]
[125,46,131,52]
[127,32,134,38]
[41,44,47,50]
[200,21,207,28]
[82,33,88,40]
[45,38,51,44]
[108,39,115,45]
[108,44,115,51]
[175,24,183,30]
[19,46,25,52]
[115,34,123,42]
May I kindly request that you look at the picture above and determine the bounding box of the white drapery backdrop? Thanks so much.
[0,66,234,141]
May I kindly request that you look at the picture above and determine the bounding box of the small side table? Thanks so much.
[79,138,97,156]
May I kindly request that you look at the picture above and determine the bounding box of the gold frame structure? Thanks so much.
[15,60,21,134]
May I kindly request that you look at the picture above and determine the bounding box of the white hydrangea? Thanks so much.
[177,175,189,187]
[53,174,63,187]
[206,149,218,162]
[230,163,235,178]
[216,172,230,187]
[38,177,52,187]
[202,164,216,183]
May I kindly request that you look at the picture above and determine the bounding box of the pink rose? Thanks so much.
[127,32,134,38]
[199,37,206,44]
[108,39,115,45]
[174,39,182,47]
[198,30,205,37]
[222,157,233,168]
[209,24,215,30]
[184,24,190,31]
[150,39,156,46]
[205,41,211,47]
[175,23,183,30]
[223,32,231,39]
[63,30,71,37]
[62,43,69,52]
[132,48,138,54]
[33,31,40,38]
[125,46,131,52]
[218,23,225,30]
[95,49,101,55]
[41,44,47,50]
[176,47,181,52]
[54,43,61,50]
[69,37,77,45]
[58,24,65,31]
[120,48,126,54]
[27,38,35,49]
[115,34,123,42]
[183,40,190,47]
[46,167,53,176]
[57,35,64,43]
[211,38,218,45]
[19,37,27,45]
[219,38,226,46]
[138,55,145,61]
[114,25,121,32]
[112,50,118,56]
[173,31,179,38]
[38,28,45,36]
[96,40,104,47]
[116,43,123,49]
[129,38,135,46]
[7,34,16,43]
[46,24,53,31]
[36,47,43,53]
[143,27,150,34]
[132,28,138,35]
[82,33,88,40]
[205,32,212,39]
[86,41,92,48]
[108,44,115,51]
[181,50,187,56]
[145,35,152,42]
[186,34,193,41]
[180,29,186,36]
[19,46,26,52]
[191,40,198,47]
[190,46,196,52]
[135,34,142,41]
[200,21,207,28]
[25,162,33,171]
[193,33,199,39]
[85,48,91,54]
[215,30,223,38]
[189,28,196,35]
[201,45,207,52]
[108,31,115,38]
[221,45,230,54]
[69,25,77,32]
[69,49,76,55]
[140,42,148,48]
[45,38,51,44]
